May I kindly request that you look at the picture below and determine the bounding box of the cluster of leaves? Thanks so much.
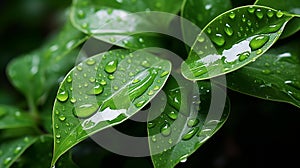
[1,0,299,168]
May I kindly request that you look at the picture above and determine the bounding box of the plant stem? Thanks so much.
[27,95,39,122]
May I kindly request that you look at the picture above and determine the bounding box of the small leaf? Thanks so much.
[7,15,87,104]
[226,39,300,108]
[70,0,183,49]
[181,5,294,81]
[51,49,171,165]
[12,136,78,168]
[255,0,300,38]
[0,105,35,129]
[0,136,37,168]
[148,76,230,168]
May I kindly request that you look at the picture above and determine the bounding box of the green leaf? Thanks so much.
[255,0,300,38]
[181,5,294,81]
[148,76,230,168]
[70,0,183,49]
[226,39,300,108]
[0,105,35,129]
[51,49,171,165]
[7,16,88,105]
[12,136,78,168]
[182,0,232,29]
[0,136,37,168]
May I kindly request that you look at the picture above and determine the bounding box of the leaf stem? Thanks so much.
[27,95,40,122]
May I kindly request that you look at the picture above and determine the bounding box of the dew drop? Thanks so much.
[238,51,250,61]
[100,80,107,86]
[255,9,264,19]
[247,20,252,26]
[267,9,274,18]
[148,122,156,128]
[262,69,271,74]
[67,75,72,83]
[224,23,233,36]
[179,154,188,163]
[266,22,284,33]
[3,157,12,165]
[135,100,146,108]
[276,10,284,18]
[167,111,178,120]
[57,88,69,102]
[87,84,104,95]
[198,36,205,42]
[160,71,169,78]
[151,135,157,142]
[76,64,83,71]
[113,86,119,90]
[108,74,115,80]
[168,139,173,144]
[153,86,160,91]
[182,127,199,140]
[105,60,118,73]
[241,14,246,22]
[160,122,171,136]
[81,23,88,29]
[206,27,212,34]
[147,90,154,96]
[248,7,255,14]
[86,59,95,65]
[256,49,263,55]
[109,37,116,43]
[211,34,225,47]
[229,12,235,19]
[73,104,99,118]
[250,35,269,51]
[77,10,85,19]
[59,115,66,121]
[55,124,59,129]
[56,134,61,139]
[14,146,22,154]
[187,119,199,127]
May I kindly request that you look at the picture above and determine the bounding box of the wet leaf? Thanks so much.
[148,76,230,168]
[181,5,294,81]
[255,0,300,38]
[51,49,171,165]
[0,105,35,129]
[7,16,88,105]
[227,39,300,108]
[0,136,37,168]
[70,0,183,49]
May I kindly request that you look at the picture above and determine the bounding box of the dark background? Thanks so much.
[0,0,299,167]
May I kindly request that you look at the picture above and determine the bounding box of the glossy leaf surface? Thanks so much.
[148,76,230,168]
[51,49,171,165]
[0,136,37,168]
[227,39,300,108]
[255,0,300,38]
[0,105,35,129]
[7,18,87,104]
[70,0,182,49]
[181,5,294,80]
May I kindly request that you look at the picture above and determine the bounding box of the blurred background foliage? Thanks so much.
[0,0,299,167]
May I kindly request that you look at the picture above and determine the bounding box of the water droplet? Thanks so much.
[77,10,85,19]
[160,71,169,78]
[256,49,263,55]
[141,60,150,67]
[182,127,199,140]
[224,23,233,36]
[255,9,264,19]
[87,84,103,95]
[266,22,284,33]
[100,80,107,85]
[57,88,69,102]
[138,38,144,43]
[285,81,300,90]
[113,86,119,90]
[206,27,212,34]
[267,10,274,18]
[238,51,250,61]
[56,139,60,144]
[160,122,171,136]
[14,146,22,154]
[211,34,225,47]
[148,122,156,128]
[135,100,146,108]
[81,23,88,29]
[187,119,199,127]
[67,75,72,83]
[198,36,205,42]
[109,37,116,43]
[153,86,160,91]
[105,60,118,73]
[179,154,188,163]
[241,14,246,22]
[73,104,99,118]
[86,59,95,65]
[262,69,271,74]
[55,124,59,129]
[248,7,255,13]
[147,90,154,96]
[167,111,178,120]
[168,139,173,144]
[151,135,157,142]
[108,74,115,80]
[276,10,284,18]
[3,157,12,165]
[229,12,235,19]
[59,115,66,121]
[56,134,61,139]
[250,35,269,51]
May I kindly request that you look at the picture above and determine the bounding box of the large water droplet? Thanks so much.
[73,104,99,118]
[250,35,269,51]
[167,111,178,120]
[224,23,233,36]
[57,88,69,102]
[187,119,199,127]
[105,60,118,73]
[87,84,104,95]
[160,122,171,136]
[255,9,264,19]
[238,51,250,61]
[182,127,199,140]
[211,34,225,47]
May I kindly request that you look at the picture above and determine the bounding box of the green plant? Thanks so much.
[1,0,299,167]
